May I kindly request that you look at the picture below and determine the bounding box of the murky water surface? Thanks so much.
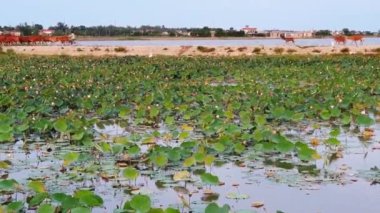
[1,119,380,213]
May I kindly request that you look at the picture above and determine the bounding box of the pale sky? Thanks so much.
[1,0,379,31]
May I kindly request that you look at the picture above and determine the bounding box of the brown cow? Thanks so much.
[41,36,57,43]
[53,35,75,45]
[0,35,5,44]
[347,35,364,46]
[2,35,19,45]
[19,36,43,45]
[332,35,346,45]
[280,34,295,44]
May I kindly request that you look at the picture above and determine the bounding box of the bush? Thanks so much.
[273,47,284,54]
[163,48,168,51]
[0,46,3,53]
[371,48,380,53]
[287,49,297,54]
[197,46,216,53]
[252,47,261,54]
[6,49,15,54]
[77,48,83,52]
[237,47,247,52]
[93,47,101,51]
[312,49,321,53]
[114,47,127,53]
[340,48,350,54]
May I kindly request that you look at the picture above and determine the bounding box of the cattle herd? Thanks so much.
[332,35,364,46]
[0,34,75,45]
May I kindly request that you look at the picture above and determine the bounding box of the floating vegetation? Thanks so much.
[0,54,380,212]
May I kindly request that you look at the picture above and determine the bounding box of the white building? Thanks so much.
[3,31,21,36]
[39,29,55,36]
[266,30,314,38]
[176,30,191,37]
[241,26,257,36]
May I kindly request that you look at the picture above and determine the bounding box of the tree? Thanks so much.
[50,22,69,35]
[16,23,31,35]
[315,30,331,37]
[190,27,211,37]
[33,24,43,30]
[342,28,351,36]
[215,28,226,37]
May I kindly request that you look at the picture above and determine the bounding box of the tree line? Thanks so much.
[0,23,246,37]
[1,22,378,37]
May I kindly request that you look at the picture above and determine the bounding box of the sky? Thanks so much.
[1,0,379,31]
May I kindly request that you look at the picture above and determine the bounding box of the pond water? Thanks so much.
[76,37,380,47]
[1,119,380,213]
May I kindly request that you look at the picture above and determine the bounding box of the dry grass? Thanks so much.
[114,47,127,53]
[287,49,297,54]
[197,46,216,53]
[178,46,192,56]
[340,48,350,54]
[237,47,247,52]
[6,49,15,54]
[273,47,285,54]
[252,47,261,54]
[371,48,380,53]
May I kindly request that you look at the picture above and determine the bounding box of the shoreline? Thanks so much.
[76,36,380,41]
[2,45,380,57]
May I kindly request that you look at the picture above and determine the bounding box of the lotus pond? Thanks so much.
[1,54,380,213]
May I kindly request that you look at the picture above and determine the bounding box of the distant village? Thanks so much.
[0,23,378,38]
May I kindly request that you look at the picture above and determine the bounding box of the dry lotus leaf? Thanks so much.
[251,201,265,208]
[362,130,375,140]
[310,138,320,147]
[173,171,191,181]
[203,189,215,194]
